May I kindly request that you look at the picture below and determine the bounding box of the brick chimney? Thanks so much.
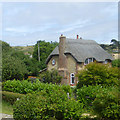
[58,34,67,69]
[58,35,68,85]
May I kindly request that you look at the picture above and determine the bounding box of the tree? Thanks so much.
[33,40,58,70]
[76,62,120,88]
[110,39,120,49]
[2,56,28,81]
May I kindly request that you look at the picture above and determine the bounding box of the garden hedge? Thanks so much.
[13,89,85,120]
[2,80,72,95]
[1,91,24,105]
[77,85,120,119]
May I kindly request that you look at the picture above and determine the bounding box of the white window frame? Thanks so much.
[70,73,75,84]
[84,58,94,65]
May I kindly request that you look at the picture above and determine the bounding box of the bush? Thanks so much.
[92,86,120,119]
[1,91,24,105]
[13,89,84,120]
[112,59,120,68]
[2,79,72,95]
[76,85,101,109]
[76,62,120,88]
[40,69,62,84]
[77,85,120,119]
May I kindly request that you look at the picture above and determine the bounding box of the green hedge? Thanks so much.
[2,80,72,95]
[77,85,120,119]
[1,91,24,105]
[13,89,84,120]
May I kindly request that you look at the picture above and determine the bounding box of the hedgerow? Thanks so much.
[77,85,120,119]
[1,91,24,105]
[13,89,84,120]
[2,79,72,95]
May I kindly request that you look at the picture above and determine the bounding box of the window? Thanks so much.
[70,73,75,84]
[84,58,95,65]
[52,59,55,65]
[104,59,108,64]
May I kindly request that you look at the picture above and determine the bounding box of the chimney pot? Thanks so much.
[77,35,79,39]
[80,37,82,39]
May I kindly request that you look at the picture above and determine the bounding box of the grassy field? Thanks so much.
[1,100,13,115]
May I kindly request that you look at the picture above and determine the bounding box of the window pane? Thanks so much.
[89,58,92,63]
[85,59,88,64]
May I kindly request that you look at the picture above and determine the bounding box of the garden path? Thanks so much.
[0,113,14,120]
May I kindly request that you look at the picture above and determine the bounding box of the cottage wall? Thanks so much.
[66,54,76,73]
[47,56,59,71]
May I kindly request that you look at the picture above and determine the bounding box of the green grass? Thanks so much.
[1,100,13,115]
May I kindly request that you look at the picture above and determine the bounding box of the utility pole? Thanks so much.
[37,40,40,62]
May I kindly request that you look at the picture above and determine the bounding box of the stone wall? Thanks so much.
[47,56,59,71]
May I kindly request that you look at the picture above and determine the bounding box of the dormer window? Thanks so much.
[104,60,108,64]
[52,59,55,65]
[84,58,95,65]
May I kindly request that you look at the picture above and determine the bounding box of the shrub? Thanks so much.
[40,69,62,84]
[112,59,120,68]
[77,85,103,110]
[92,86,120,119]
[76,62,120,88]
[2,79,72,95]
[1,91,24,105]
[13,89,84,120]
[77,85,120,119]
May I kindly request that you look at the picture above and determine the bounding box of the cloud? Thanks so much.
[2,2,118,46]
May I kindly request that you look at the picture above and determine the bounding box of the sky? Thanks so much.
[2,2,118,46]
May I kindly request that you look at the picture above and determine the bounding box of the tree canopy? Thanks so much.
[33,40,58,70]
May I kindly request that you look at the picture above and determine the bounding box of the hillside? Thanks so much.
[12,46,34,55]
[11,43,119,60]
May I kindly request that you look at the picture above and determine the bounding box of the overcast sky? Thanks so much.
[2,2,118,46]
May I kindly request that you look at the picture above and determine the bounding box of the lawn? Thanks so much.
[1,100,13,115]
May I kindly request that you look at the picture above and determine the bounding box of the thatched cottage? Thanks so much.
[46,35,114,86]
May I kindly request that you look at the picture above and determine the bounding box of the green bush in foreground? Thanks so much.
[13,90,84,120]
[77,85,120,119]
[2,79,72,95]
[1,91,24,105]
[92,86,120,120]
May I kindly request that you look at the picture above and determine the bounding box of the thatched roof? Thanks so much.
[46,38,114,64]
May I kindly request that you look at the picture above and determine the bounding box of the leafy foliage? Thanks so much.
[2,80,72,95]
[33,40,58,70]
[77,85,120,119]
[40,69,62,84]
[76,62,120,88]
[13,89,84,120]
[1,91,24,105]
[92,86,120,119]
[2,56,28,81]
[112,59,120,68]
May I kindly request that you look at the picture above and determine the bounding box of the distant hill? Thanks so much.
[12,46,34,56]
[11,43,119,60]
